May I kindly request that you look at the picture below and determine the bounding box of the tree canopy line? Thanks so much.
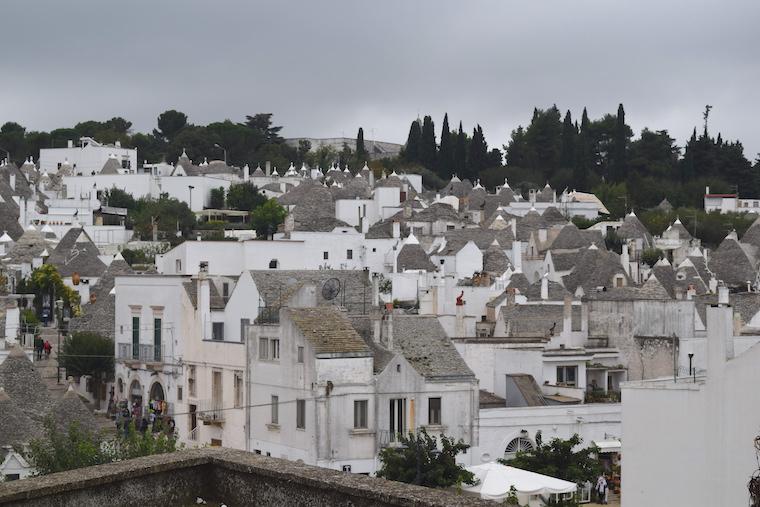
[399,105,759,211]
[1,104,758,215]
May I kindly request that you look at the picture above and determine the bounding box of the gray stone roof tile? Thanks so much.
[288,307,370,355]
[391,315,474,379]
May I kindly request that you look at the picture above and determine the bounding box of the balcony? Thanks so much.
[197,399,225,425]
[116,343,165,366]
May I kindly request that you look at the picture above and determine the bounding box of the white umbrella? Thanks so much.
[464,462,577,501]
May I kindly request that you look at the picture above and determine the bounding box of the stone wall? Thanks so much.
[0,448,492,507]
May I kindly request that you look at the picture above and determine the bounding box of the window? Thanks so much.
[447,225,455,230]
[212,370,223,407]
[428,397,442,426]
[153,318,162,362]
[188,365,196,397]
[271,395,279,424]
[212,322,224,341]
[346,249,353,260]
[323,251,329,260]
[271,339,280,360]
[389,398,406,440]
[131,316,140,359]
[269,259,279,269]
[222,282,229,300]
[440,259,445,265]
[354,400,368,429]
[557,365,578,387]
[297,346,304,363]
[259,338,269,360]
[177,386,183,401]
[234,371,244,408]
[505,437,534,455]
[175,259,182,272]
[372,247,376,253]
[296,399,306,429]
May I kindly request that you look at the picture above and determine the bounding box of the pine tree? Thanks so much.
[455,122,467,178]
[404,119,421,163]
[356,127,367,163]
[612,103,627,182]
[419,115,437,170]
[560,110,576,169]
[438,113,453,179]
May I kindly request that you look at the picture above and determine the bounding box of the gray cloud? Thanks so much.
[1,0,758,158]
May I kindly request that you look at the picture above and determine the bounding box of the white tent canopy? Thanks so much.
[464,462,577,501]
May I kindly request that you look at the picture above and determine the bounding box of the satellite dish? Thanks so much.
[322,278,341,300]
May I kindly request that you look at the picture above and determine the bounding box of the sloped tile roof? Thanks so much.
[396,244,436,272]
[0,346,54,422]
[562,246,630,294]
[3,227,48,265]
[288,307,370,355]
[391,315,474,379]
[49,385,99,435]
[0,386,42,447]
[47,228,106,278]
[250,270,371,310]
[617,213,653,246]
[708,236,757,287]
[550,224,602,251]
[483,243,510,276]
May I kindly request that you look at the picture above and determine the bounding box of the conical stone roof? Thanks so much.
[49,385,99,436]
[0,346,53,422]
[0,386,42,447]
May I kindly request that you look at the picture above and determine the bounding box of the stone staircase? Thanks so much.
[33,327,67,400]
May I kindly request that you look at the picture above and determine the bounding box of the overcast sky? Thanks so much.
[1,0,758,159]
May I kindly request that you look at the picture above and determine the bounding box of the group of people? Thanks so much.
[114,399,175,437]
[33,335,52,361]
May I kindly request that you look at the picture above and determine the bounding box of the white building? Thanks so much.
[39,138,137,175]
[622,291,760,507]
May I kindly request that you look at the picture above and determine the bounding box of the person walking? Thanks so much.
[595,474,608,504]
[34,335,43,361]
[43,340,52,359]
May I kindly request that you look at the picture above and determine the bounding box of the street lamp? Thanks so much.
[55,298,63,384]
[214,144,228,166]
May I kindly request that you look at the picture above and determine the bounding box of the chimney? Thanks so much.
[384,312,394,350]
[244,164,250,181]
[455,298,465,337]
[621,242,630,275]
[538,228,547,244]
[563,295,572,334]
[9,173,15,191]
[718,285,729,306]
[510,218,517,238]
[372,273,380,306]
[265,161,271,176]
[708,276,718,294]
[392,221,400,239]
[198,262,211,340]
[706,302,733,372]
[541,273,549,300]
[506,287,516,307]
[511,240,522,273]
[67,140,73,148]
[403,203,412,219]
[705,185,710,195]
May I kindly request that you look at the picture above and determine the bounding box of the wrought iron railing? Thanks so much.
[197,399,225,423]
[116,343,164,363]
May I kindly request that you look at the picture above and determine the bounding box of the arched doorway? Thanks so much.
[129,379,143,410]
[149,382,165,402]
[149,382,168,418]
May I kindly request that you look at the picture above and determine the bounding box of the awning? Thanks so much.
[593,439,622,453]
[464,462,576,501]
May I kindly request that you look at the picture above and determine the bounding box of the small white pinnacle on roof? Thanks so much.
[390,169,398,177]
[628,211,637,217]
[588,243,599,250]
[490,238,500,247]
[655,257,671,267]
[545,182,551,188]
[494,214,506,222]
[674,217,682,225]
[343,165,350,173]
[503,178,511,189]
[405,232,419,245]
[40,248,49,257]
[25,224,37,231]
[474,179,483,189]
[362,162,369,171]
[181,148,188,158]
[677,257,695,269]
[451,174,461,182]
[113,251,125,262]
[0,231,13,243]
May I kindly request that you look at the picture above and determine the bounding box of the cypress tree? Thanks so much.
[356,127,367,163]
[612,103,627,182]
[560,110,576,169]
[467,125,488,178]
[455,122,467,177]
[438,113,453,179]
[419,115,437,170]
[573,108,591,190]
[404,119,421,163]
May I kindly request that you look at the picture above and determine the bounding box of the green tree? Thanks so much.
[27,264,81,317]
[404,119,422,163]
[438,113,454,179]
[611,103,628,182]
[131,195,196,243]
[0,122,27,163]
[356,127,367,162]
[500,432,602,489]
[377,429,475,488]
[59,332,114,400]
[505,126,530,168]
[524,105,563,179]
[454,122,467,177]
[27,418,179,476]
[574,108,591,190]
[209,187,226,209]
[102,187,136,210]
[226,182,266,211]
[154,110,188,142]
[244,113,283,145]
[560,110,576,169]
[641,248,664,268]
[419,115,437,170]
[467,125,488,179]
[251,199,287,239]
